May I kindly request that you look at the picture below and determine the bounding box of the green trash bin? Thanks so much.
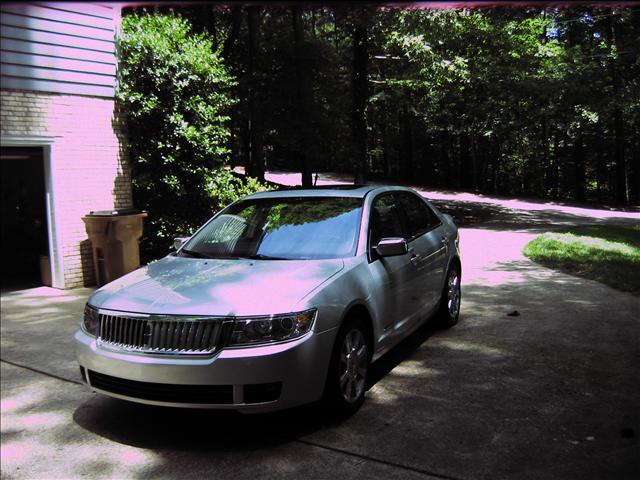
[82,209,147,286]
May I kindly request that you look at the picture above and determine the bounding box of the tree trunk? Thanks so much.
[574,135,586,202]
[222,6,242,61]
[552,131,560,198]
[440,130,450,187]
[559,129,571,198]
[493,142,501,193]
[596,139,606,202]
[613,109,627,204]
[421,135,434,186]
[221,6,242,170]
[246,6,264,180]
[608,17,628,204]
[382,110,390,179]
[292,6,312,187]
[541,115,549,196]
[352,18,368,184]
[478,136,489,192]
[459,132,472,189]
[631,136,640,204]
[400,104,413,181]
[469,133,478,191]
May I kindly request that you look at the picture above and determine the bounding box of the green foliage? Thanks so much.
[118,13,236,260]
[207,169,273,212]
[121,6,640,213]
[524,225,640,293]
[369,7,639,200]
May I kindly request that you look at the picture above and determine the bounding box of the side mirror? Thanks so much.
[173,236,190,250]
[376,237,408,257]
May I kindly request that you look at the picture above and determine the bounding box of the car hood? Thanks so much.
[88,255,344,316]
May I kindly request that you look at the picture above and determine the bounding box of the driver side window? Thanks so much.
[369,194,403,252]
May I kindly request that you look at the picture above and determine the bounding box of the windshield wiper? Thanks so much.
[179,248,209,258]
[246,254,290,260]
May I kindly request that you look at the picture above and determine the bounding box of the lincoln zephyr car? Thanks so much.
[76,185,461,415]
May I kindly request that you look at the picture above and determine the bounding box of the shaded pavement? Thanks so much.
[1,172,639,479]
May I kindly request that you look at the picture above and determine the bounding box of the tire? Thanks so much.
[323,317,371,417]
[438,262,461,328]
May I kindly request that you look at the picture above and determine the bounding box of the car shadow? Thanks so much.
[73,394,326,451]
[366,320,441,389]
[73,320,442,450]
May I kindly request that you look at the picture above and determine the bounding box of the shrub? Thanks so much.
[207,169,274,212]
[118,13,236,260]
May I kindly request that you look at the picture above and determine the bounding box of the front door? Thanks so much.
[366,194,418,333]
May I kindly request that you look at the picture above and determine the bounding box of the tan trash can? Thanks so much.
[82,209,148,286]
[39,254,52,287]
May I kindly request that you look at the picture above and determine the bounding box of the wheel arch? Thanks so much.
[449,255,462,277]
[339,303,375,358]
[441,254,462,295]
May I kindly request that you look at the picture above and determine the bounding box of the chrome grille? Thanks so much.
[98,313,223,355]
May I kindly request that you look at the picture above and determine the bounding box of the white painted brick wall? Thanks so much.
[1,88,133,288]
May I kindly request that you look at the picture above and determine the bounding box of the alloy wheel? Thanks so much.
[447,269,461,319]
[338,329,368,403]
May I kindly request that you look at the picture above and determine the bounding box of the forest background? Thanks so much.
[117,4,640,259]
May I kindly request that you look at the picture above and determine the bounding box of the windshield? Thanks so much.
[181,196,363,260]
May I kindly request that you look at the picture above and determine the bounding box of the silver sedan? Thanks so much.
[75,185,461,415]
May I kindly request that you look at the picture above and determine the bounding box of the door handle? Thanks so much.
[409,249,420,266]
[441,236,448,245]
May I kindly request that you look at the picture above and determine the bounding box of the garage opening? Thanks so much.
[1,146,50,289]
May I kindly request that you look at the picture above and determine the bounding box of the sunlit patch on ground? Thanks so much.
[0,364,159,479]
[367,384,403,404]
[389,360,441,378]
[1,440,33,466]
[0,286,93,301]
[0,437,160,479]
[10,411,68,430]
[433,339,507,357]
[458,229,559,288]
[0,385,49,415]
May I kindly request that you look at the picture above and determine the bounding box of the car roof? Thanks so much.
[244,184,409,200]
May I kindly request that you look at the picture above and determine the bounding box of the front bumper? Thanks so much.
[75,327,336,412]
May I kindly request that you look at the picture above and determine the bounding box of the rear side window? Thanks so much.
[397,193,441,239]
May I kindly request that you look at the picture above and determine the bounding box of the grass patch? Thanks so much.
[523,224,640,294]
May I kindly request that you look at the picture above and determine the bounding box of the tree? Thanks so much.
[246,6,265,181]
[156,5,638,205]
[292,6,313,187]
[352,12,370,184]
[118,13,236,260]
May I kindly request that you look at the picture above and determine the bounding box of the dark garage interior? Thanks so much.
[1,146,50,289]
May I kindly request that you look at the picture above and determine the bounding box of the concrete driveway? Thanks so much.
[2,179,639,479]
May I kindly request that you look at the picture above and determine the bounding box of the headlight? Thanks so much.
[227,309,317,347]
[83,304,100,336]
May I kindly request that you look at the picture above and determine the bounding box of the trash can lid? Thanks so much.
[87,208,146,217]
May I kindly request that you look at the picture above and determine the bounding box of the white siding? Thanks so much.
[0,2,118,98]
